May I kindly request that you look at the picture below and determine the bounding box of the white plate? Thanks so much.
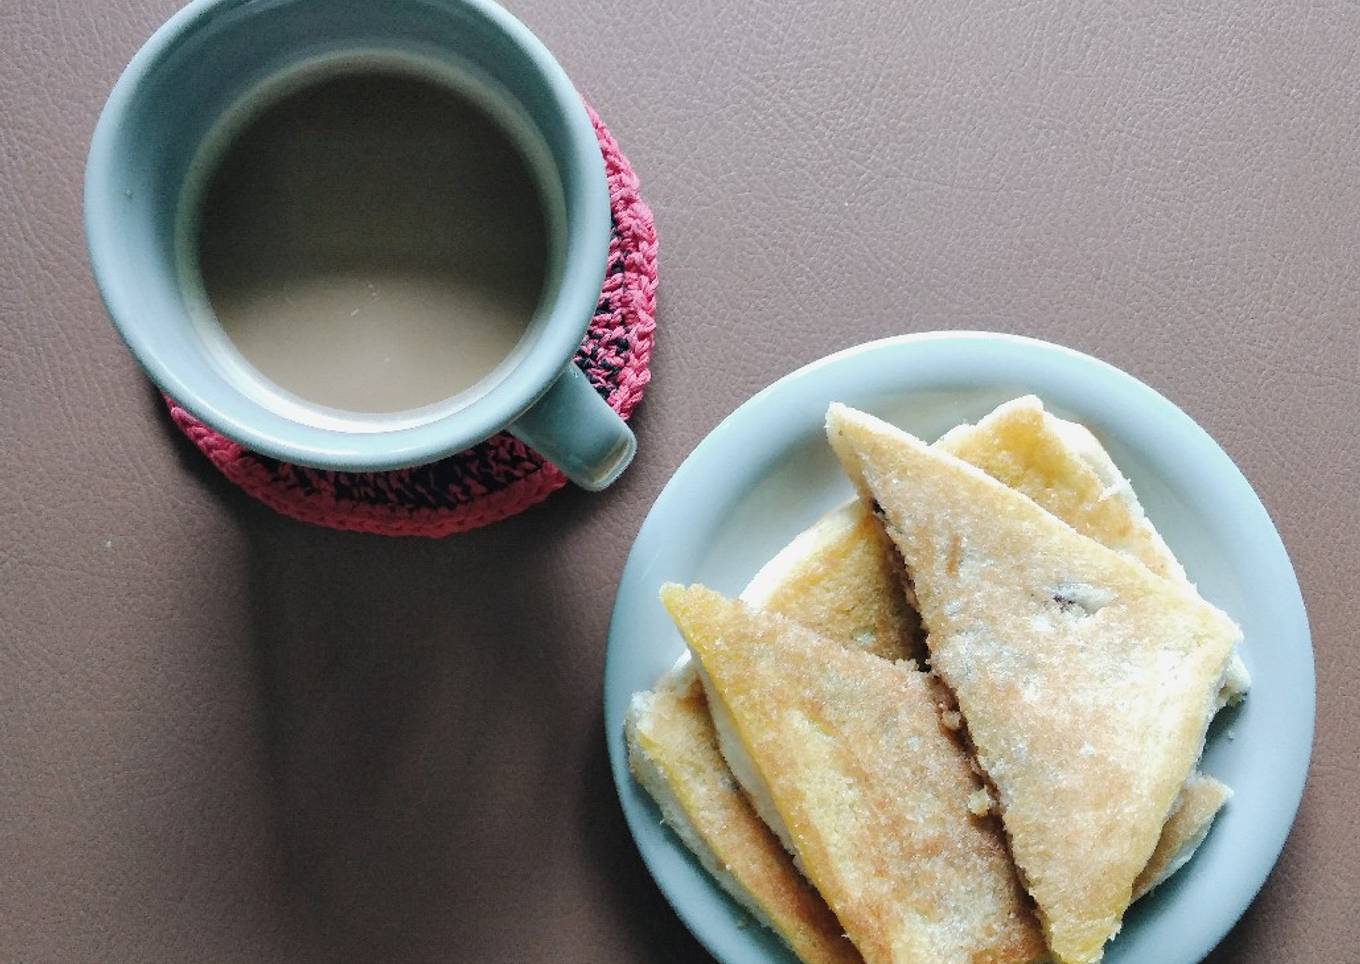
[605,332,1313,964]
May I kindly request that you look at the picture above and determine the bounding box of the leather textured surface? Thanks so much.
[1,0,1356,960]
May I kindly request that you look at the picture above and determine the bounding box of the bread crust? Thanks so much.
[629,500,925,963]
[664,584,1048,964]
[936,395,1249,706]
[936,397,1241,887]
[1131,773,1232,901]
[827,405,1240,964]
[626,686,862,964]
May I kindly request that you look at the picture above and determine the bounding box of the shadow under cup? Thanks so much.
[86,0,612,473]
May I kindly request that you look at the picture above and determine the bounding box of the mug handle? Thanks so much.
[508,364,636,491]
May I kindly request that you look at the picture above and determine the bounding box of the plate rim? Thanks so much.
[604,330,1315,964]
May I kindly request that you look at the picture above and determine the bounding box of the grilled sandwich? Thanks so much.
[936,397,1241,899]
[627,677,861,964]
[827,404,1241,963]
[936,396,1249,706]
[629,399,1240,961]
[662,584,1049,964]
[628,500,917,963]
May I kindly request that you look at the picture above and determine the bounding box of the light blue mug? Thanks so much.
[85,0,635,490]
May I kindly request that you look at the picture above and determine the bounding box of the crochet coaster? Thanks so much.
[166,103,656,537]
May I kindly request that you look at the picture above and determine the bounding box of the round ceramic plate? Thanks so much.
[605,332,1314,964]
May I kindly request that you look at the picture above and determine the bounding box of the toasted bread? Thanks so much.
[631,400,1236,961]
[628,501,920,962]
[626,685,861,964]
[659,501,921,697]
[937,397,1241,881]
[663,584,1049,964]
[936,396,1249,705]
[743,501,923,661]
[935,398,1186,582]
[1131,773,1232,901]
[827,404,1240,963]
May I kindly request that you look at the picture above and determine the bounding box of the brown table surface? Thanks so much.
[3,0,1357,960]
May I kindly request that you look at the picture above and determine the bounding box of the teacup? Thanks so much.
[85,0,635,490]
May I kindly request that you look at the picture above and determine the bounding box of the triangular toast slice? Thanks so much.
[936,396,1249,705]
[628,501,917,963]
[627,680,862,964]
[937,397,1240,896]
[662,583,1048,964]
[826,404,1240,963]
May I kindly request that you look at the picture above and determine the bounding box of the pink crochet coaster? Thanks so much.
[166,103,656,537]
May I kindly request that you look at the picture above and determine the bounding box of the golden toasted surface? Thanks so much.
[827,405,1240,964]
[1132,773,1232,901]
[935,397,1183,580]
[937,396,1249,708]
[626,686,861,964]
[663,583,1049,964]
[630,500,924,962]
[744,500,921,662]
[937,396,1239,872]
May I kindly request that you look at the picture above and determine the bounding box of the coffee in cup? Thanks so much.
[191,57,550,415]
[87,0,634,489]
